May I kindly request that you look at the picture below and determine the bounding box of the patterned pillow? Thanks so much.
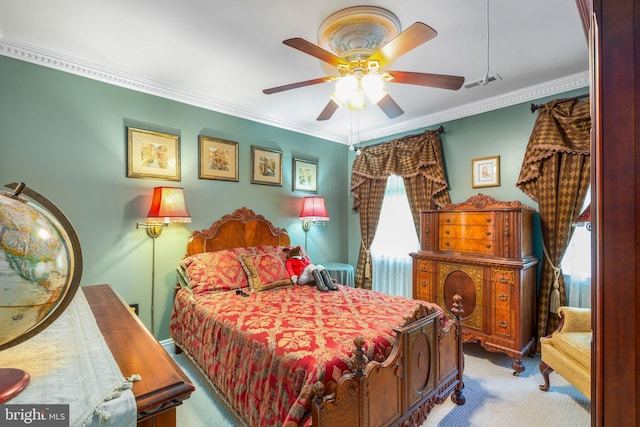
[252,245,306,261]
[240,253,292,292]
[179,248,252,294]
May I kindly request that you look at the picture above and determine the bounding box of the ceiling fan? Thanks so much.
[262,7,465,121]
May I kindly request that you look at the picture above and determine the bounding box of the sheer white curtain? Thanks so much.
[370,174,420,298]
[562,225,591,308]
[561,190,592,308]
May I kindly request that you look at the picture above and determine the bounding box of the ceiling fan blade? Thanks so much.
[263,77,333,94]
[369,22,437,66]
[283,38,347,67]
[317,101,339,121]
[388,71,465,90]
[377,94,404,119]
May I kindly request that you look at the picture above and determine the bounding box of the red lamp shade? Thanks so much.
[146,187,191,224]
[299,196,329,221]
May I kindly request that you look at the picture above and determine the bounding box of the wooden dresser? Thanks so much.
[411,194,539,374]
[83,284,194,426]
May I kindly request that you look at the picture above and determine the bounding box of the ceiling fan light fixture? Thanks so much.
[331,74,359,106]
[361,73,386,104]
[348,89,366,110]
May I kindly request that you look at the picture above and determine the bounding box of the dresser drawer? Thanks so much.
[440,238,495,254]
[440,224,495,240]
[492,268,515,283]
[439,212,495,226]
[414,259,432,301]
[493,308,514,339]
[493,281,513,312]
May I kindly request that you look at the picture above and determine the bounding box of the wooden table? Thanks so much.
[83,284,194,427]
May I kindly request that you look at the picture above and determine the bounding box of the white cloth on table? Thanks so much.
[0,290,137,427]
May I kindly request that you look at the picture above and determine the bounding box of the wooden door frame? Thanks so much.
[583,0,640,425]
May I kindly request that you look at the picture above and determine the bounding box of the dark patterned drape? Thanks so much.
[351,129,450,289]
[516,98,591,338]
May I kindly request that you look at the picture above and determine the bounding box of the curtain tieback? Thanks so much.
[542,242,562,314]
[362,240,371,280]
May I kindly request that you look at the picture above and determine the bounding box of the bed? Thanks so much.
[169,207,465,427]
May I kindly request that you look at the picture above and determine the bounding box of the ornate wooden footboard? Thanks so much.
[313,295,465,427]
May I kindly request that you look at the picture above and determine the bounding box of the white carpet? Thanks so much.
[426,342,590,426]
[166,342,591,427]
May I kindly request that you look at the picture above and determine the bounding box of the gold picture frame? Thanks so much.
[127,127,180,181]
[250,146,282,186]
[292,158,318,193]
[472,155,500,188]
[198,136,239,181]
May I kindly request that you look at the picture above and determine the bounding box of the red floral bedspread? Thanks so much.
[170,284,443,426]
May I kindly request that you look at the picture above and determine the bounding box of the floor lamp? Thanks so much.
[299,196,329,251]
[136,187,191,337]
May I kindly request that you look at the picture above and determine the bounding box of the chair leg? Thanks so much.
[539,361,553,391]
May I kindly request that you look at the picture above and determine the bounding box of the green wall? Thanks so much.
[0,55,350,339]
[0,54,587,339]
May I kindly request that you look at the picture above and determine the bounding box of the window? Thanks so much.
[370,175,420,297]
[561,190,591,308]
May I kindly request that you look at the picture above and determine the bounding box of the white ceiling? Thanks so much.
[0,0,589,144]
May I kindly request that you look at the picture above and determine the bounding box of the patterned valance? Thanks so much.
[351,129,450,211]
[517,99,591,202]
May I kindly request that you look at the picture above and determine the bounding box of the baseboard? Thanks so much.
[159,338,174,349]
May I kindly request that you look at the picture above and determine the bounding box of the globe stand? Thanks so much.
[0,368,30,403]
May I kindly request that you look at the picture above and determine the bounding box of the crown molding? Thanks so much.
[0,37,588,145]
[0,37,346,142]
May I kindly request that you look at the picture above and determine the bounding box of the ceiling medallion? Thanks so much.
[317,6,401,63]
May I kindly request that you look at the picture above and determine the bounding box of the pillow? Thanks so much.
[176,267,192,291]
[179,248,252,294]
[240,253,292,292]
[252,245,305,261]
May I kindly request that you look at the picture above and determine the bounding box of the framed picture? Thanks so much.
[472,155,500,188]
[127,127,180,181]
[292,158,318,193]
[198,136,239,181]
[250,146,282,186]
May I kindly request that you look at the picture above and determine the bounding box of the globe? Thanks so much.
[0,182,82,352]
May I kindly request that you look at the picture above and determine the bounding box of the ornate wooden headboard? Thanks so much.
[185,207,290,256]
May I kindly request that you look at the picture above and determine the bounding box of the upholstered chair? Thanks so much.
[539,306,592,398]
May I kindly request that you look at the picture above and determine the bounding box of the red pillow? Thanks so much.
[240,253,292,292]
[180,248,252,294]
